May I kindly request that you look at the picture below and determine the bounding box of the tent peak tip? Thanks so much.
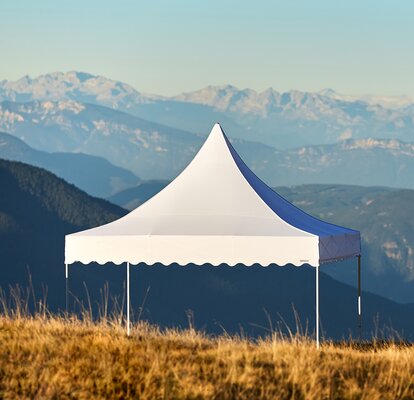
[210,122,226,137]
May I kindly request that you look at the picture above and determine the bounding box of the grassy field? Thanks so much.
[1,314,414,399]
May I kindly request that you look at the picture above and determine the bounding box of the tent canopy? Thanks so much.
[65,124,360,267]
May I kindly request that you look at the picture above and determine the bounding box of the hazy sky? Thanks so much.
[1,0,413,97]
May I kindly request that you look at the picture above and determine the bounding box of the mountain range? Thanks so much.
[1,158,414,339]
[135,86,414,149]
[0,100,202,179]
[0,71,153,108]
[1,71,413,149]
[0,97,414,189]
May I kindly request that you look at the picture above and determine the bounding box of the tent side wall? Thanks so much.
[319,233,361,264]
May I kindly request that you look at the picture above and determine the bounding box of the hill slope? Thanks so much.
[0,158,127,308]
[0,132,140,197]
[107,180,169,210]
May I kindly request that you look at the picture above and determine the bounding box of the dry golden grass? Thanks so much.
[1,314,414,400]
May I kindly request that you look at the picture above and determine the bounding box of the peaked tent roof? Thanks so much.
[65,124,360,267]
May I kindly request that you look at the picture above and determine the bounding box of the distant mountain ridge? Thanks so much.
[318,88,413,109]
[176,85,414,113]
[1,72,413,149]
[1,71,412,114]
[270,138,414,189]
[107,180,169,211]
[1,99,413,189]
[0,100,202,179]
[0,71,157,109]
[161,85,414,147]
[0,131,140,197]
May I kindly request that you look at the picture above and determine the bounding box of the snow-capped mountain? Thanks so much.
[174,85,277,115]
[0,71,158,110]
[174,84,346,117]
[138,85,414,148]
[174,84,414,117]
[1,72,413,149]
[318,88,413,109]
[169,85,414,146]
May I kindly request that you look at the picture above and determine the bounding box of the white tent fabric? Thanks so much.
[65,123,362,345]
[65,123,360,267]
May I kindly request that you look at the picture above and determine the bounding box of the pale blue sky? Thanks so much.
[1,0,413,96]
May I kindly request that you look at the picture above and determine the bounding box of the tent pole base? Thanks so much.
[358,255,362,340]
[316,264,320,349]
[65,263,69,313]
[127,262,130,336]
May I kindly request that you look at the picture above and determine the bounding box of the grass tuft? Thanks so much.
[1,286,414,399]
[1,313,414,399]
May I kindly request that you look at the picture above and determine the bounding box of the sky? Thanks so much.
[0,0,413,97]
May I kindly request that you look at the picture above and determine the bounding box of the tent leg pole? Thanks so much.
[65,263,69,313]
[127,262,130,336]
[316,264,320,349]
[358,255,362,340]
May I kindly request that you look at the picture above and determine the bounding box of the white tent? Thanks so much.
[65,123,361,346]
